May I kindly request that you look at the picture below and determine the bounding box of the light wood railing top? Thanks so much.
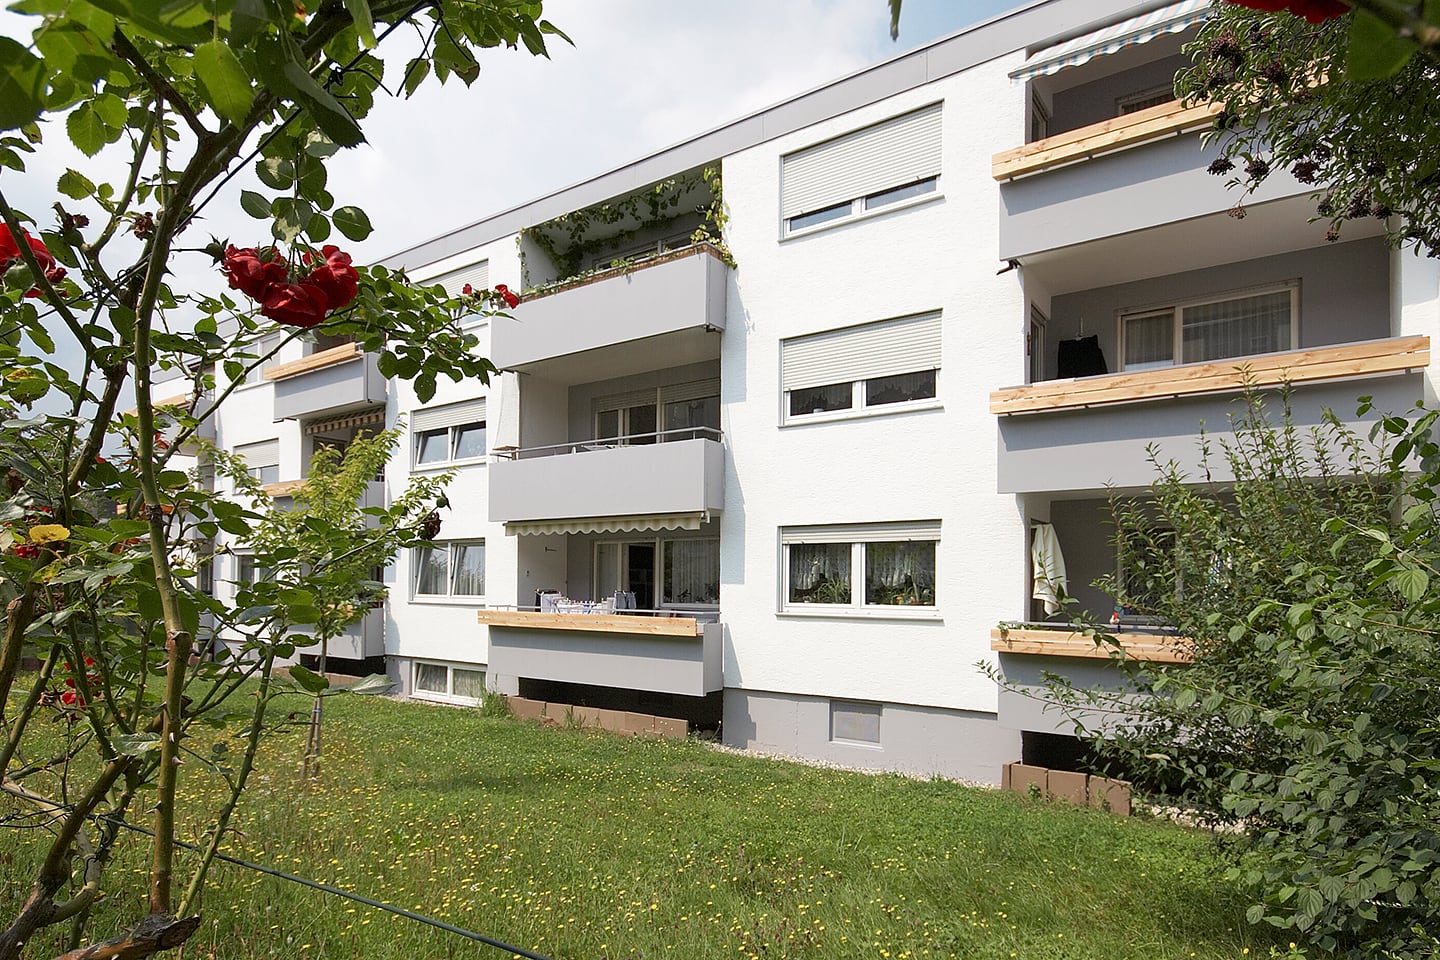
[990,626,1192,663]
[262,479,307,498]
[990,336,1429,416]
[264,342,361,381]
[477,609,703,638]
[992,99,1225,181]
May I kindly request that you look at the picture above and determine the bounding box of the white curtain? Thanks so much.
[788,543,850,602]
[1182,290,1291,364]
[664,539,719,604]
[864,541,935,605]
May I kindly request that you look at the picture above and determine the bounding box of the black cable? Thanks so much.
[90,813,554,960]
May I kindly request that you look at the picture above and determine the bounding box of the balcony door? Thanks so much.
[595,541,656,610]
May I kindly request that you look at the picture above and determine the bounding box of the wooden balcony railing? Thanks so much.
[990,626,1192,663]
[264,342,361,381]
[992,99,1225,181]
[477,609,704,638]
[990,335,1430,416]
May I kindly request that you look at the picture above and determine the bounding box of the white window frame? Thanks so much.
[1118,282,1299,372]
[411,399,487,469]
[781,103,943,238]
[412,661,488,706]
[780,522,941,620]
[591,536,720,610]
[781,313,941,426]
[1116,84,1176,116]
[593,379,720,445]
[234,439,279,486]
[1028,305,1048,385]
[412,539,485,603]
[240,333,281,389]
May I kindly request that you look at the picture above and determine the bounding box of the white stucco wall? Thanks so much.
[719,55,1028,716]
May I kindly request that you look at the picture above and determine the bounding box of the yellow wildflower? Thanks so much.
[27,523,70,544]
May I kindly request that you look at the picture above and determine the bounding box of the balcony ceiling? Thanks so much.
[508,326,721,386]
[1021,194,1386,296]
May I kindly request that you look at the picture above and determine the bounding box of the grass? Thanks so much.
[1,693,1286,960]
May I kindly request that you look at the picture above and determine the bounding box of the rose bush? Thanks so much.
[0,222,65,295]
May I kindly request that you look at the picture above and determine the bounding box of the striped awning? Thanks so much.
[303,407,385,435]
[1009,0,1210,84]
[506,511,711,538]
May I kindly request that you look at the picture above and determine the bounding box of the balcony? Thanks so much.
[993,337,1428,495]
[489,432,724,533]
[266,343,386,421]
[990,625,1191,664]
[478,609,723,697]
[491,243,728,381]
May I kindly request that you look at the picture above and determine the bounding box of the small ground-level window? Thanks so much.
[414,662,448,694]
[413,661,487,704]
[831,700,882,745]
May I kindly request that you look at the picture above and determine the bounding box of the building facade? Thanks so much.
[209,0,1440,784]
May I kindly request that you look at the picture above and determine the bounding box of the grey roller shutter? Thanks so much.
[781,103,942,220]
[594,389,657,413]
[234,439,279,468]
[429,259,489,296]
[782,312,941,392]
[781,521,940,544]
[661,379,720,404]
[412,398,486,432]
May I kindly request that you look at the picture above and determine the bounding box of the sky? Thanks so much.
[1,0,1020,272]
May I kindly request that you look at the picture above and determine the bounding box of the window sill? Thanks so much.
[780,191,943,242]
[781,399,943,428]
[411,456,488,474]
[411,690,482,707]
[410,595,487,606]
[778,608,942,623]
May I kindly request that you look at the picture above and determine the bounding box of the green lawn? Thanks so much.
[3,693,1281,960]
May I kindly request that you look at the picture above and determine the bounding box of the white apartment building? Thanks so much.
[210,0,1440,784]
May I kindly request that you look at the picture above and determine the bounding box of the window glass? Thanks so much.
[414,545,448,595]
[863,177,937,210]
[663,539,720,605]
[788,543,851,604]
[1124,310,1175,370]
[243,334,280,386]
[788,382,852,417]
[865,370,935,406]
[864,541,936,606]
[453,668,486,700]
[247,464,280,485]
[1181,291,1292,364]
[787,202,852,232]
[595,409,620,442]
[415,662,447,693]
[627,403,657,445]
[416,428,448,464]
[664,396,720,440]
[451,543,486,596]
[452,422,486,460]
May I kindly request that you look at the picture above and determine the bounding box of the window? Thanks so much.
[1116,527,1178,617]
[1028,306,1048,385]
[662,539,720,606]
[594,379,720,444]
[234,439,279,485]
[831,700,882,745]
[594,537,719,609]
[782,522,939,613]
[1116,85,1175,116]
[412,398,486,466]
[233,553,270,587]
[428,258,489,297]
[588,232,693,270]
[413,661,487,704]
[1029,92,1050,143]
[781,313,940,423]
[242,334,281,387]
[781,103,942,235]
[1120,284,1297,371]
[414,540,485,599]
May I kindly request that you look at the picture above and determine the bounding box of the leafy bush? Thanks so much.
[1052,395,1440,958]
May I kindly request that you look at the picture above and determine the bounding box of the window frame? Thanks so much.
[591,536,721,610]
[239,333,281,389]
[411,419,487,469]
[1118,282,1299,372]
[411,660,488,706]
[781,313,942,426]
[593,380,721,445]
[780,524,940,619]
[783,176,940,238]
[411,539,486,603]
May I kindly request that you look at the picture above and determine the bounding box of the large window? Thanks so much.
[234,439,279,485]
[241,333,281,387]
[1121,284,1297,371]
[781,313,940,423]
[593,537,719,610]
[412,398,486,467]
[413,540,485,599]
[781,103,942,236]
[782,522,939,613]
[594,380,720,445]
[413,661,487,704]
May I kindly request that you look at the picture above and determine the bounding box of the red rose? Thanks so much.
[301,245,358,311]
[222,245,288,301]
[260,281,329,327]
[495,283,520,309]
[0,223,58,297]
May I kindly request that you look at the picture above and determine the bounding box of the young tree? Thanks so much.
[0,3,560,957]
[1048,397,1440,958]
